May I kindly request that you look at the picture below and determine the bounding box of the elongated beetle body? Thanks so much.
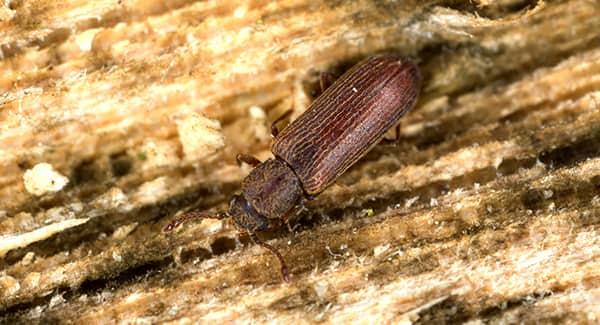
[165,54,421,281]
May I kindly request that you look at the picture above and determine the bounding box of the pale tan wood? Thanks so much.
[1,0,599,323]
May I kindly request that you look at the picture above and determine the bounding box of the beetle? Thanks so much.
[164,54,421,281]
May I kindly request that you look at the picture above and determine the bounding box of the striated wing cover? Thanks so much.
[273,54,421,195]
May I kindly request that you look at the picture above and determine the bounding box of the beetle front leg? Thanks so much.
[236,153,261,167]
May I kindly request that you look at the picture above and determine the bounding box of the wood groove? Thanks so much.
[0,0,598,323]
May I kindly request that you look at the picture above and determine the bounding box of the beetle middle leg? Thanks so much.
[319,71,336,94]
[379,124,401,146]
[308,72,336,99]
[271,109,293,138]
[281,203,307,233]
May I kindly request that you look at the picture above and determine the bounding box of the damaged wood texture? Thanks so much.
[1,0,599,323]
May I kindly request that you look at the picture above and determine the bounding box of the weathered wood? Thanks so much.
[1,0,599,323]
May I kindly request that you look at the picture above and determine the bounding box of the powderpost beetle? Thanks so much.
[165,54,421,281]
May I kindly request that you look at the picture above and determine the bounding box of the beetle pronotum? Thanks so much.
[165,54,421,281]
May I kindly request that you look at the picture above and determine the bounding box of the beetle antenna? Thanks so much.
[249,232,290,282]
[163,211,228,232]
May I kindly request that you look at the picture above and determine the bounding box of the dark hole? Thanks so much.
[72,159,101,184]
[538,134,600,169]
[498,157,535,175]
[477,290,553,320]
[180,247,212,264]
[210,237,237,255]
[415,127,447,150]
[0,257,173,323]
[292,212,325,231]
[110,153,133,177]
[505,0,538,14]
[413,297,469,324]
[17,159,32,170]
[329,208,345,219]
[497,158,520,175]
[521,189,545,210]
[77,258,172,294]
[238,234,252,246]
[590,175,600,190]
[539,146,576,168]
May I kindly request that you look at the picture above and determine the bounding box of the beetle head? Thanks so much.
[163,195,289,282]
[228,194,290,281]
[227,194,269,232]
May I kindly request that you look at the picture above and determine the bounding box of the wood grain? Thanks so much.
[0,0,599,323]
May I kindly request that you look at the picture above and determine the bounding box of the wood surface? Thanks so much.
[1,0,599,323]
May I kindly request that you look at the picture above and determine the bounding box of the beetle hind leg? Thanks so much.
[379,124,401,146]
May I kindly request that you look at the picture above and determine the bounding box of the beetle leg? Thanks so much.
[249,232,290,282]
[319,71,336,94]
[271,109,293,138]
[163,211,228,232]
[280,211,294,233]
[282,204,304,233]
[379,124,401,146]
[236,153,261,167]
[304,193,317,201]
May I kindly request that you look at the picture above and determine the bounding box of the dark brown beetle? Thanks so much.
[165,54,421,281]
